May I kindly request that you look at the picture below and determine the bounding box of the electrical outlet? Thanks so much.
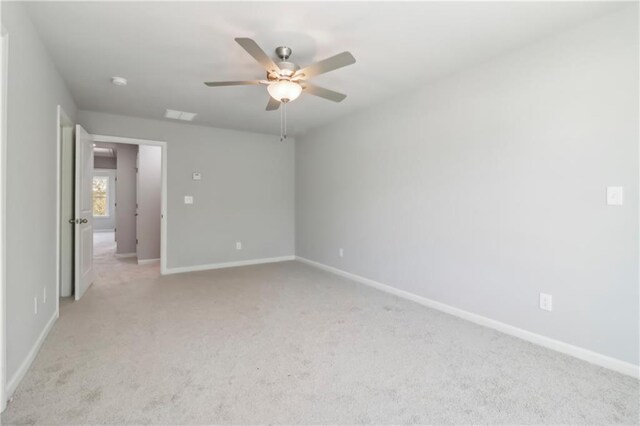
[34,297,38,315]
[43,287,46,304]
[236,241,242,250]
[539,293,553,312]
[339,248,344,258]
[184,195,194,204]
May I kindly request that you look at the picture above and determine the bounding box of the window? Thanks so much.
[93,176,109,217]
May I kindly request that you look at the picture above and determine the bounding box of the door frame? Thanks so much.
[56,106,73,309]
[56,133,168,314]
[90,134,168,274]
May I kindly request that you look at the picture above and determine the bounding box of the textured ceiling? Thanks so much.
[26,1,624,135]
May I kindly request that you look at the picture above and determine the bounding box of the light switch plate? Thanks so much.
[606,186,623,206]
[539,293,553,312]
[184,195,194,204]
[192,172,201,181]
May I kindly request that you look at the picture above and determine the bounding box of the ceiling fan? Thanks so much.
[204,38,356,139]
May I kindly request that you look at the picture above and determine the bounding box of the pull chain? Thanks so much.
[280,101,288,142]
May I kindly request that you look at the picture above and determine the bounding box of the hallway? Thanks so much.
[93,231,159,286]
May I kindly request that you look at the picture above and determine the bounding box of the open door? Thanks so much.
[74,124,94,300]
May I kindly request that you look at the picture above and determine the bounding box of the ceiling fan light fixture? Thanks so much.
[267,80,302,103]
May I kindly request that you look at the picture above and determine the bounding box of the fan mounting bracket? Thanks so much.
[275,46,292,60]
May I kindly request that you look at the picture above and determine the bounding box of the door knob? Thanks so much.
[80,218,88,224]
[69,219,78,224]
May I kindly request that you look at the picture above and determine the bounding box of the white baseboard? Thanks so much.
[295,256,639,379]
[6,311,57,399]
[164,255,295,275]
[114,252,136,259]
[137,258,159,265]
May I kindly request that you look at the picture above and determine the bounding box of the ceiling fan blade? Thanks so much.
[235,38,280,74]
[302,83,347,102]
[295,51,355,79]
[266,96,281,111]
[204,80,263,87]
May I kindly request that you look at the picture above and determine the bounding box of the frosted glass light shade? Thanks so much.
[267,80,302,102]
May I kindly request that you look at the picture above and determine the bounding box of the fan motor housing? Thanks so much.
[268,61,300,80]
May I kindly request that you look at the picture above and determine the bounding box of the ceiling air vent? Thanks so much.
[165,109,197,121]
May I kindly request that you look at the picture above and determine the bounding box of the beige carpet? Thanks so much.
[2,233,638,424]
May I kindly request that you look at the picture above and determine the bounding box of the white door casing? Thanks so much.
[74,125,94,300]
[91,134,167,274]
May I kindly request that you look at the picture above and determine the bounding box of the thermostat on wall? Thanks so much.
[192,172,201,181]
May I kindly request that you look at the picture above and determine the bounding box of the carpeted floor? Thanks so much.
[2,233,638,424]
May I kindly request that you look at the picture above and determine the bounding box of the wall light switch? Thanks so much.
[606,186,623,206]
[236,241,242,250]
[339,248,344,258]
[184,196,194,205]
[539,293,553,312]
[192,172,201,181]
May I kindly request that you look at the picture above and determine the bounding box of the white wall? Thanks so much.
[115,145,137,255]
[92,169,116,231]
[77,111,295,269]
[137,145,161,261]
[1,2,77,388]
[296,7,639,365]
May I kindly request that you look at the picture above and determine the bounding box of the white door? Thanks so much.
[74,124,94,300]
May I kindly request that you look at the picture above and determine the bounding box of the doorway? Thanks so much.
[58,132,167,307]
[91,141,162,278]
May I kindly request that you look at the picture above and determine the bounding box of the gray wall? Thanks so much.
[137,145,161,261]
[77,111,295,269]
[93,169,116,231]
[94,156,116,169]
[296,8,639,365]
[2,2,77,382]
[115,145,137,255]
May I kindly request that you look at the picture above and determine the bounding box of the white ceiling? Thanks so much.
[26,1,624,136]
